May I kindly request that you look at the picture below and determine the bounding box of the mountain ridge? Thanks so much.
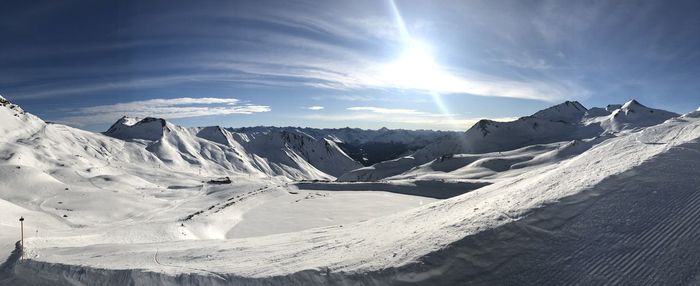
[338,99,679,182]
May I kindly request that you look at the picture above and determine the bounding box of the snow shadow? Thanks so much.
[294,180,491,199]
[343,141,700,285]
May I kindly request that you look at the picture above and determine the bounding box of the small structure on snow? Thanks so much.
[208,176,232,184]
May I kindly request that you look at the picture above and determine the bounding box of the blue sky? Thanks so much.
[2,0,700,131]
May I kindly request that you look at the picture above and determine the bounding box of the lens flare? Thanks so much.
[386,0,463,130]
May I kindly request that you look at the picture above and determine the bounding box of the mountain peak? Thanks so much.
[531,100,587,123]
[621,99,646,110]
[196,126,230,146]
[0,95,25,113]
[464,119,497,137]
[603,99,679,132]
[105,116,168,141]
[606,104,622,112]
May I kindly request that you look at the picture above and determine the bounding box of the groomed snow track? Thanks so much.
[7,141,700,285]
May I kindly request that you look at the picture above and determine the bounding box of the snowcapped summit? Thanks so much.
[531,100,587,123]
[621,99,643,109]
[105,116,170,141]
[599,99,679,132]
[0,95,45,140]
[683,107,700,118]
[195,126,230,146]
[238,129,362,177]
[0,95,22,111]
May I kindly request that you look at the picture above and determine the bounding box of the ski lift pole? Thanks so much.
[19,216,24,262]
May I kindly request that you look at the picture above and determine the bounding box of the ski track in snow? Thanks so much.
[153,248,229,282]
[445,141,700,285]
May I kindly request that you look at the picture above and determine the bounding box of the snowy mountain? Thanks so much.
[233,130,362,177]
[339,100,678,182]
[590,99,679,132]
[104,116,361,180]
[231,126,452,165]
[231,126,448,146]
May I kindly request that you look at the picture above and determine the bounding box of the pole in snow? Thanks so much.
[19,216,24,262]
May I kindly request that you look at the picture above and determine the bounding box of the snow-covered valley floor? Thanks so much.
[0,177,443,285]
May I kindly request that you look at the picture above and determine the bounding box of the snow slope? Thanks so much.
[234,130,361,177]
[104,116,361,180]
[339,100,676,182]
[0,95,46,141]
[589,99,679,132]
[231,126,452,166]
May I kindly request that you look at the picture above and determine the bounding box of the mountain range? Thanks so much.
[3,94,700,285]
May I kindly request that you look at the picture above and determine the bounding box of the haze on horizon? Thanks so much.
[2,0,699,132]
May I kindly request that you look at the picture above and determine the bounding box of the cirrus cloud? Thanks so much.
[56,97,270,126]
[307,105,325,110]
[346,106,423,115]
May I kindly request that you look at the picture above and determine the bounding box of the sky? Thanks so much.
[2,0,700,131]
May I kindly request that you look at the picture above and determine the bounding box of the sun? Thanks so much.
[380,39,462,92]
[394,40,439,75]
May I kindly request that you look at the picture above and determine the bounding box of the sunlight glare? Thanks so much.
[380,39,467,93]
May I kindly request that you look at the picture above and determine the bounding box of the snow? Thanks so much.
[596,99,679,132]
[231,126,449,147]
[341,99,677,182]
[102,116,361,180]
[228,189,434,238]
[2,95,700,285]
[105,116,167,141]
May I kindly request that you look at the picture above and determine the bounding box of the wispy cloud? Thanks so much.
[2,1,586,103]
[305,106,518,130]
[307,106,324,110]
[56,97,270,126]
[346,106,423,115]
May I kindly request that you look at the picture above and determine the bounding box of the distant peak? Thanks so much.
[606,104,622,112]
[105,116,168,141]
[0,95,25,113]
[467,119,497,137]
[563,100,586,109]
[531,100,587,123]
[622,99,646,109]
[139,117,167,127]
[542,101,587,112]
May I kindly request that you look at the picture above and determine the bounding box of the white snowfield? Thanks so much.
[2,94,700,285]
